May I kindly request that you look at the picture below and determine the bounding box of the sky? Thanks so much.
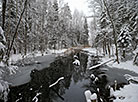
[64,0,91,16]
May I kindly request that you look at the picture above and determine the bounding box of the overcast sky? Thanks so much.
[64,0,91,16]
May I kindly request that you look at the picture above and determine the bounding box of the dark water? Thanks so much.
[7,52,138,102]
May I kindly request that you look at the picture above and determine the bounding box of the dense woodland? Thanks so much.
[0,0,138,64]
[89,0,138,63]
[0,0,89,63]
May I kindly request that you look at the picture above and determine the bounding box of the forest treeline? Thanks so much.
[0,0,89,62]
[89,0,138,63]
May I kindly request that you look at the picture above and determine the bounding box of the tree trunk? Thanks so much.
[6,0,28,63]
[103,42,105,56]
[122,49,125,58]
[24,5,28,55]
[133,53,138,63]
[102,0,119,63]
[107,43,111,58]
[2,0,7,30]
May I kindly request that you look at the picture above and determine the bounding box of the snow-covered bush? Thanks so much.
[0,80,10,102]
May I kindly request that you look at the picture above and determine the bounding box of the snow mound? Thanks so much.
[73,59,80,66]
[90,93,97,100]
[84,90,98,102]
[113,83,138,102]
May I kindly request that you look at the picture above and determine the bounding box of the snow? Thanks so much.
[94,77,99,82]
[109,60,138,74]
[9,54,23,64]
[83,48,138,102]
[90,93,97,100]
[73,59,80,66]
[110,87,114,97]
[0,80,10,102]
[84,90,92,102]
[113,83,138,102]
[49,49,67,54]
[9,49,67,64]
[84,90,97,102]
[0,42,5,51]
[32,92,41,102]
[0,27,6,42]
[5,54,56,86]
[124,74,138,82]
[90,74,95,79]
[49,77,64,88]
[73,55,78,59]
[7,65,19,75]
[83,48,97,55]
[0,62,5,67]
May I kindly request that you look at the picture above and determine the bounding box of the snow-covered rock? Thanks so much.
[90,74,95,79]
[90,93,97,101]
[110,87,114,97]
[94,77,99,83]
[84,90,98,102]
[73,59,80,66]
[73,55,78,59]
[84,90,92,102]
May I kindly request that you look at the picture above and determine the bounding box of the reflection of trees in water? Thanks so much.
[8,52,90,102]
[72,53,88,83]
[7,54,72,101]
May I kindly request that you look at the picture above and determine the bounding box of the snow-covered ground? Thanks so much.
[101,56,138,74]
[113,83,138,102]
[83,48,97,55]
[1,49,67,86]
[9,49,67,64]
[82,47,138,102]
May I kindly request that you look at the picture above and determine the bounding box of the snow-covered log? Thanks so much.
[49,77,64,88]
[89,59,114,70]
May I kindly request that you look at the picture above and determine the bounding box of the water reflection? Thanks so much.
[8,53,89,102]
[8,52,138,102]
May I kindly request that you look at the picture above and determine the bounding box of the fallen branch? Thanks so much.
[89,59,114,70]
[49,77,64,88]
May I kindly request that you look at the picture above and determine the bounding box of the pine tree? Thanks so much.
[81,18,89,46]
[117,24,132,58]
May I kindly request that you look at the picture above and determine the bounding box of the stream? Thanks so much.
[7,51,138,102]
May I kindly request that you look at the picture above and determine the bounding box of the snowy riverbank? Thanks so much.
[0,49,67,86]
[83,47,138,102]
